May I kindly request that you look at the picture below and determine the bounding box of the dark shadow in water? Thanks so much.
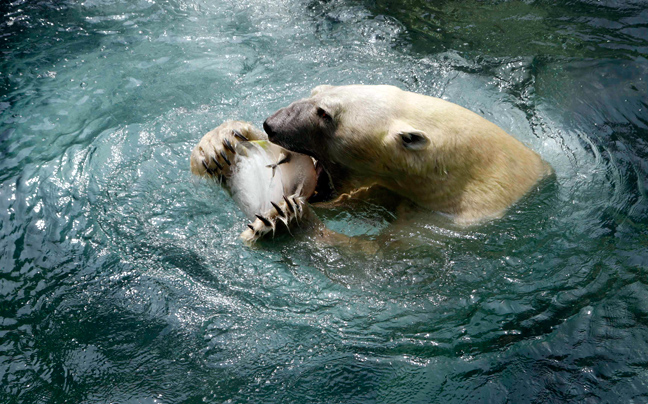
[357,0,648,59]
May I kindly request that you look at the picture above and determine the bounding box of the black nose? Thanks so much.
[263,119,275,139]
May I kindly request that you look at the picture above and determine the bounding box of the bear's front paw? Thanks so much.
[190,121,267,179]
[239,194,309,244]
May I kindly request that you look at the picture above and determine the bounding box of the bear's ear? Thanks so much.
[398,130,430,150]
[311,85,333,96]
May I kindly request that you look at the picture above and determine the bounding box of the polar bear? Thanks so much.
[263,84,552,224]
[190,85,551,243]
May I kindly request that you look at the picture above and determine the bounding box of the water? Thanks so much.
[1,0,647,402]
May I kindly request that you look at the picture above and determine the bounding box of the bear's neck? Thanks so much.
[383,148,551,222]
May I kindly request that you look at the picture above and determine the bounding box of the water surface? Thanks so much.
[1,0,648,402]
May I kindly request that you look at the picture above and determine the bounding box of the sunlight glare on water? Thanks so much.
[1,0,648,402]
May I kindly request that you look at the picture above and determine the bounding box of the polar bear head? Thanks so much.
[263,85,436,195]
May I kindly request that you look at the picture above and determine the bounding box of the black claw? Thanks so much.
[247,224,255,231]
[255,214,272,227]
[211,156,223,170]
[276,153,291,166]
[223,138,236,153]
[283,195,294,213]
[271,201,285,217]
[266,164,278,178]
[233,130,248,141]
[220,151,231,166]
[202,160,215,175]
[291,196,302,211]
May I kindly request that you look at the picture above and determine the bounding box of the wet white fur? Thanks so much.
[306,84,552,223]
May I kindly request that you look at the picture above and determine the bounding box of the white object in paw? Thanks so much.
[228,140,317,221]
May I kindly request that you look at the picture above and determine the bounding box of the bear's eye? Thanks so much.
[316,107,332,122]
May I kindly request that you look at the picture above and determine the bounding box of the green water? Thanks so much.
[1,0,647,402]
